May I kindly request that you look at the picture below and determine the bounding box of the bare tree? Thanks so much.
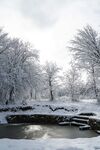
[64,63,80,101]
[43,62,60,101]
[0,28,10,55]
[0,36,39,104]
[70,25,100,65]
[69,25,100,101]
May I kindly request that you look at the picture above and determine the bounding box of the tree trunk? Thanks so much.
[34,89,37,100]
[9,86,14,102]
[71,86,76,101]
[30,88,33,99]
[49,78,54,101]
[91,64,99,101]
[50,88,53,101]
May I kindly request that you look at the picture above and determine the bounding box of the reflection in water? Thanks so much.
[0,124,98,139]
[25,125,42,132]
[24,125,45,139]
[42,132,50,139]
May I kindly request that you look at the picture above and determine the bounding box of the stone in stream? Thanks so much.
[79,113,96,116]
[79,125,91,130]
[58,122,70,126]
[96,130,100,134]
[71,121,87,126]
[89,118,100,131]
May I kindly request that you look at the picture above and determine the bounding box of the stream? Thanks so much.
[0,124,98,139]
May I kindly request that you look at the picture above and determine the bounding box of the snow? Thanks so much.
[0,99,100,150]
[0,137,100,150]
[0,100,100,124]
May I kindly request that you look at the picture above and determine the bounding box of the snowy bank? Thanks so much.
[0,136,100,150]
[0,101,100,124]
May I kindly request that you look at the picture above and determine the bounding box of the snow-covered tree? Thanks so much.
[64,63,81,101]
[69,25,100,101]
[43,62,60,101]
[25,61,43,100]
[7,39,39,103]
[70,25,100,65]
[0,31,40,104]
[0,28,10,55]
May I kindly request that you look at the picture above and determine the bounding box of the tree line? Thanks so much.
[0,28,60,104]
[0,25,100,104]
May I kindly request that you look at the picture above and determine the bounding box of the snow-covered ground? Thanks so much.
[0,99,100,150]
[0,136,100,150]
[0,99,100,124]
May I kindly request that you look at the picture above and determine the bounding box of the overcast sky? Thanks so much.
[0,0,100,70]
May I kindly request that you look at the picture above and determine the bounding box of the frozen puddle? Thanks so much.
[0,124,98,139]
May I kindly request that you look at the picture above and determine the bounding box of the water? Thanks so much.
[0,124,98,139]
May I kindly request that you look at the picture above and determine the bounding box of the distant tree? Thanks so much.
[26,62,42,100]
[64,63,80,101]
[69,25,100,101]
[43,62,60,101]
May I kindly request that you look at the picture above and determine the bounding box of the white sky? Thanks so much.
[0,0,100,70]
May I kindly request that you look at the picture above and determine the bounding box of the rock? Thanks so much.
[79,113,96,116]
[58,122,70,126]
[71,121,86,126]
[89,118,100,130]
[6,114,70,124]
[96,130,100,134]
[79,125,90,130]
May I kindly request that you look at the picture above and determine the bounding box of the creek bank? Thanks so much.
[6,113,96,131]
[6,114,72,124]
[0,104,78,112]
[0,104,100,133]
